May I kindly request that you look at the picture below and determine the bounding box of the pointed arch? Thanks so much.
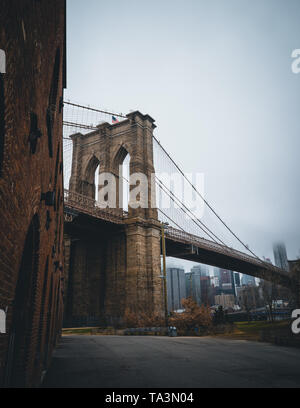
[81,154,100,199]
[113,145,129,168]
[111,145,132,211]
[84,154,100,185]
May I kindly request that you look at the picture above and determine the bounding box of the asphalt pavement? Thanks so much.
[42,335,300,388]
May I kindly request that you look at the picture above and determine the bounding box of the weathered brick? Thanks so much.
[0,0,65,387]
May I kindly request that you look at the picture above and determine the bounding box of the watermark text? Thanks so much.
[291,49,300,74]
[291,309,300,334]
[0,49,5,74]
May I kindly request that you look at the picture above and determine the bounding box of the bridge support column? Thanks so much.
[124,219,164,318]
[63,234,107,327]
[103,231,127,326]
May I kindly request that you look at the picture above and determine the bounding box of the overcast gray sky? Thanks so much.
[66,0,300,267]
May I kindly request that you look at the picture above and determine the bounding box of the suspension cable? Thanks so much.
[153,135,263,262]
[155,176,229,247]
[155,177,227,246]
[63,101,127,119]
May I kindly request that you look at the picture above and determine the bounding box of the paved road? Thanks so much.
[43,335,300,388]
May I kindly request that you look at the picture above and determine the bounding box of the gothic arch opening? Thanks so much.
[94,163,100,202]
[114,146,131,211]
[122,154,130,212]
[83,155,100,199]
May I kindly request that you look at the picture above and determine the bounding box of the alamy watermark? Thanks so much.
[291,309,300,334]
[291,49,300,74]
[0,49,5,74]
[0,307,7,334]
[96,168,205,219]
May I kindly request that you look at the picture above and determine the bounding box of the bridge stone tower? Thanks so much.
[64,112,164,326]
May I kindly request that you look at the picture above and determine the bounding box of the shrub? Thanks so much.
[168,297,212,332]
[123,308,165,328]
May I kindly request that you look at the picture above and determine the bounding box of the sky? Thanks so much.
[65,0,300,269]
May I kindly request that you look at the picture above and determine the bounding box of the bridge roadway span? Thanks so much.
[64,189,292,288]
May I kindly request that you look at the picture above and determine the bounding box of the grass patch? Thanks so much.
[218,320,291,341]
[62,327,125,336]
[62,327,100,335]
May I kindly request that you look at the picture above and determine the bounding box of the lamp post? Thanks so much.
[161,222,169,328]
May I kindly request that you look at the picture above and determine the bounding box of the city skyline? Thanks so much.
[165,258,259,289]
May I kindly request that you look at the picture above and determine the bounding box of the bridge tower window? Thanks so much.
[94,164,100,201]
[121,152,130,212]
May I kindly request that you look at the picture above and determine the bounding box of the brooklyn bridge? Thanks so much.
[62,102,296,327]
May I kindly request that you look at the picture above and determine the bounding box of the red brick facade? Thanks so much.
[0,0,65,387]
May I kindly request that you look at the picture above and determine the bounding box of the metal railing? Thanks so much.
[164,226,288,276]
[64,189,127,224]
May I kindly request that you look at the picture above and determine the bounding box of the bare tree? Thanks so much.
[259,280,278,322]
[239,286,258,322]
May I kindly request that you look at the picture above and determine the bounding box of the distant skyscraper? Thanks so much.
[234,272,241,287]
[191,264,209,277]
[220,269,232,285]
[214,267,221,280]
[241,274,256,286]
[213,269,236,297]
[211,275,220,288]
[166,268,186,312]
[273,242,289,271]
[200,276,212,305]
[185,271,202,306]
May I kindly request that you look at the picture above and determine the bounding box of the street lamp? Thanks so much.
[161,222,169,328]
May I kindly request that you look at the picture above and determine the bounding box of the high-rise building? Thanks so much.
[220,269,232,285]
[166,268,186,312]
[234,272,241,287]
[200,276,213,306]
[214,267,221,280]
[191,264,209,277]
[273,242,289,271]
[241,274,256,286]
[211,275,220,288]
[185,271,201,306]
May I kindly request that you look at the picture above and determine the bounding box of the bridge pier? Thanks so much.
[124,219,163,317]
[63,218,164,327]
[63,233,107,327]
[63,110,165,327]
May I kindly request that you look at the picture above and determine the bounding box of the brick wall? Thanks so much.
[0,0,65,387]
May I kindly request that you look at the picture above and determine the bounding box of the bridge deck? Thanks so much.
[64,189,291,287]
